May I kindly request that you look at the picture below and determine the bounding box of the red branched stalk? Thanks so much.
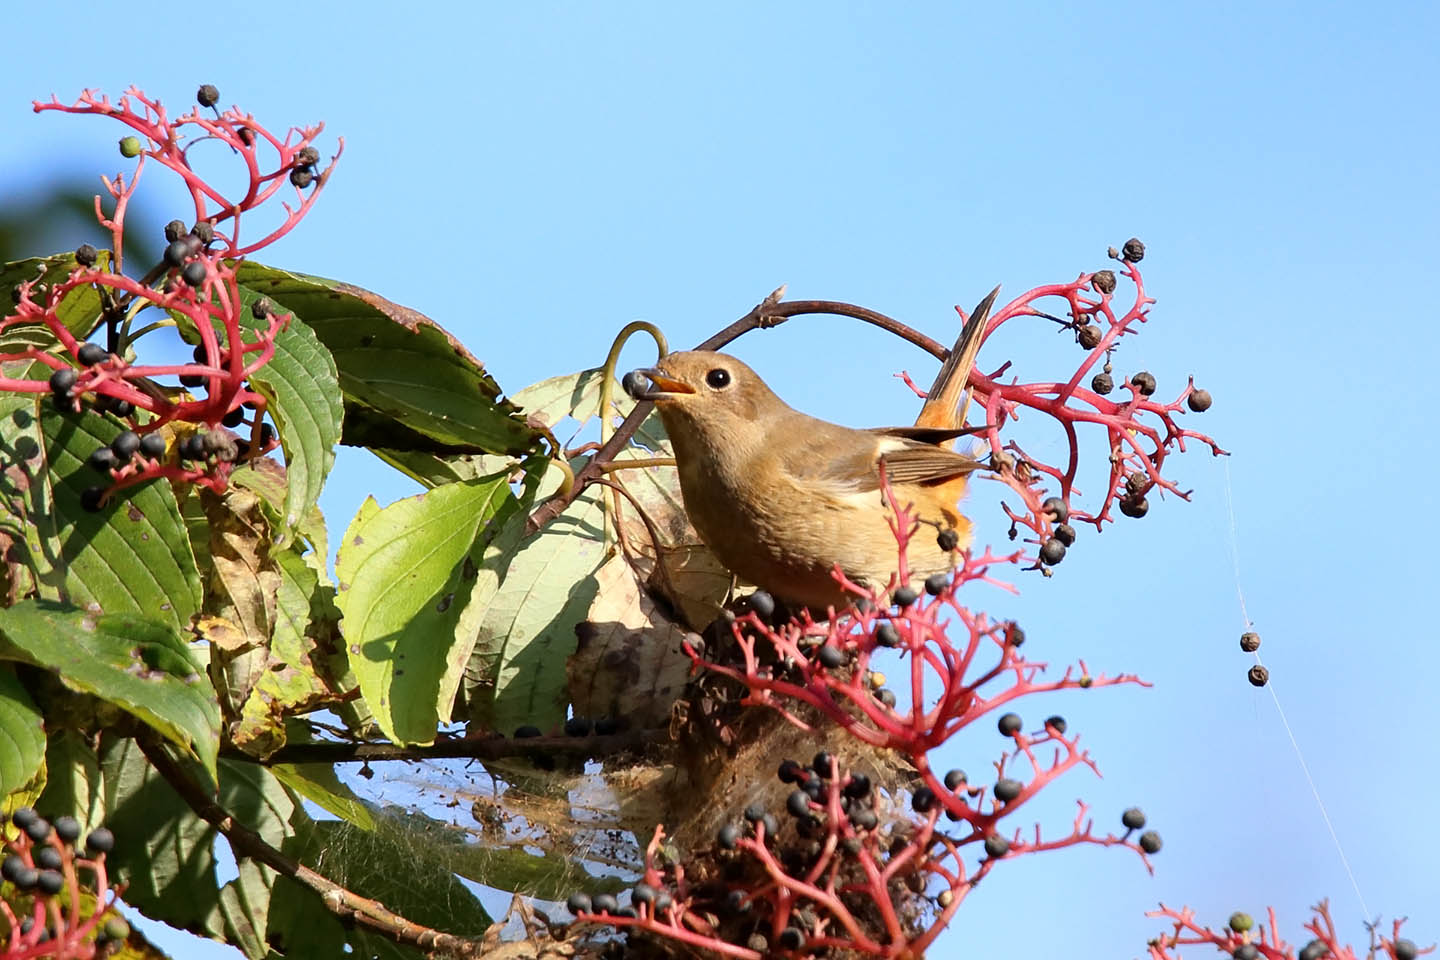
[1145,901,1429,960]
[0,86,340,506]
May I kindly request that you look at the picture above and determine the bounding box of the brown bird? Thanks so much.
[624,289,997,612]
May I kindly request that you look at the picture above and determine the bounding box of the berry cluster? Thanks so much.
[910,241,1227,572]
[1,808,127,958]
[3,85,339,508]
[1147,902,1424,960]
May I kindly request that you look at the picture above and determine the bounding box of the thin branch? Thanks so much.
[236,727,665,765]
[524,293,944,534]
[138,736,486,957]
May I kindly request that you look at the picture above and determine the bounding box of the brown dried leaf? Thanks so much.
[568,554,695,730]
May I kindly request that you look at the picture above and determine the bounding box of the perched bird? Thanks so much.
[624,289,997,611]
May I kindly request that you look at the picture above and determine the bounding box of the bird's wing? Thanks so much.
[777,425,981,495]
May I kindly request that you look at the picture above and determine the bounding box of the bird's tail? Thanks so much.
[914,285,1000,439]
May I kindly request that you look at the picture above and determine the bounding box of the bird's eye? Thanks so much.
[705,368,731,389]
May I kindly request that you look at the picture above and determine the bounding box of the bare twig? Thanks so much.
[138,736,487,957]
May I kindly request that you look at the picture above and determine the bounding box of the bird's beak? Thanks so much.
[623,368,695,401]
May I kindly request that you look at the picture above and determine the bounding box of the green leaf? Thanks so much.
[101,738,305,957]
[234,262,542,457]
[336,474,516,744]
[0,664,44,797]
[0,601,219,779]
[465,479,606,734]
[0,253,110,366]
[0,400,202,631]
[270,757,375,832]
[35,729,104,832]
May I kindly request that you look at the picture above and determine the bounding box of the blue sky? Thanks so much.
[2,2,1436,957]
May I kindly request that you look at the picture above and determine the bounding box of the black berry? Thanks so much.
[875,688,896,708]
[1092,269,1118,294]
[49,367,77,397]
[874,623,900,647]
[997,712,1023,736]
[182,261,208,287]
[1139,831,1162,853]
[191,221,215,244]
[892,585,919,608]
[591,893,618,915]
[34,846,62,871]
[1006,623,1025,646]
[812,752,834,778]
[746,591,775,620]
[289,168,315,188]
[1234,946,1260,960]
[983,835,1010,858]
[1,855,25,882]
[924,572,948,596]
[912,786,937,813]
[1248,665,1269,687]
[817,645,846,669]
[1044,715,1067,734]
[717,824,740,849]
[1041,496,1068,522]
[994,778,1022,803]
[760,813,779,839]
[725,889,750,913]
[139,432,167,459]
[937,528,959,551]
[777,759,803,783]
[164,220,187,242]
[1187,388,1212,412]
[1121,807,1146,830]
[849,807,877,830]
[89,447,117,472]
[743,802,766,823]
[251,297,272,319]
[631,882,656,905]
[565,892,591,914]
[843,772,871,799]
[787,791,811,817]
[77,342,108,366]
[181,434,208,461]
[36,870,64,895]
[53,816,81,844]
[1039,538,1066,565]
[163,238,191,268]
[196,84,220,107]
[514,725,542,738]
[1131,371,1157,396]
[564,715,592,737]
[1299,941,1329,960]
[1091,372,1114,394]
[24,817,51,843]
[75,243,98,267]
[110,430,140,462]
[1394,939,1418,960]
[296,145,321,166]
[1119,496,1149,519]
[80,487,106,512]
[943,769,967,790]
[1054,523,1076,546]
[1077,323,1101,349]
[778,927,804,950]
[85,827,115,853]
[1122,238,1145,262]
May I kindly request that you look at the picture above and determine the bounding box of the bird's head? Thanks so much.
[622,351,786,427]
